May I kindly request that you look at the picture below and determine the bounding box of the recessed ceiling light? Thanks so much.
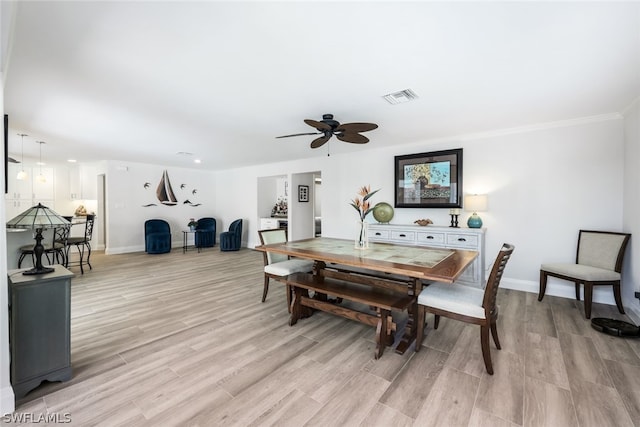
[176,151,194,156]
[194,159,201,164]
[67,159,77,163]
[383,89,419,105]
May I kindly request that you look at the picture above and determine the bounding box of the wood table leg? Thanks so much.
[289,287,301,326]
[385,314,396,346]
[396,279,419,354]
[375,310,388,359]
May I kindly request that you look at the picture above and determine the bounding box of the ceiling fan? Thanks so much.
[276,114,378,148]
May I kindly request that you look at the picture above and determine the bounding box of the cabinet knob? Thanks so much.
[399,234,406,237]
[375,232,381,236]
[458,238,466,242]
[427,235,434,239]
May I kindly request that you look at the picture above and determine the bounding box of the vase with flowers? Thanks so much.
[350,185,379,249]
[187,218,198,231]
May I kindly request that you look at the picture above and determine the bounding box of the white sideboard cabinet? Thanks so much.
[259,217,288,230]
[369,224,486,288]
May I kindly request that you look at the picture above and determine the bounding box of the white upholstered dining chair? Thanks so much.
[539,230,631,319]
[258,229,314,311]
[416,243,515,375]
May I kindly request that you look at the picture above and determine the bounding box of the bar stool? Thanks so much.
[64,214,95,274]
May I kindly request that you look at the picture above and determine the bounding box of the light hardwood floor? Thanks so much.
[9,248,640,426]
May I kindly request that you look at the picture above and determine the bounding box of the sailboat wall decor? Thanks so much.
[156,170,178,205]
[142,170,201,207]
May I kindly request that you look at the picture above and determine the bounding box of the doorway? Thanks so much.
[290,171,320,241]
[97,174,106,251]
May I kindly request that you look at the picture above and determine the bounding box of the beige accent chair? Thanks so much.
[258,229,314,311]
[539,230,631,319]
[416,243,515,375]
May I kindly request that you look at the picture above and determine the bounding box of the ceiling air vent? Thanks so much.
[383,89,418,105]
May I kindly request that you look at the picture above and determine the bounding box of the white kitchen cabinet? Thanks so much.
[6,162,33,200]
[259,217,288,230]
[5,164,56,219]
[32,167,55,200]
[260,218,279,230]
[5,199,34,221]
[69,165,80,200]
[369,224,486,288]
[69,164,97,200]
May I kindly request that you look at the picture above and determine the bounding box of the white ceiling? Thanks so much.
[3,1,639,170]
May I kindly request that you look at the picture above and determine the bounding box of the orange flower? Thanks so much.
[350,185,380,221]
[358,186,371,197]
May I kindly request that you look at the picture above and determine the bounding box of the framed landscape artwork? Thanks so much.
[394,148,463,208]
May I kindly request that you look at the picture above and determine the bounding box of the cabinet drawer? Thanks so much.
[259,218,278,230]
[390,230,415,242]
[447,233,479,248]
[370,229,389,239]
[416,231,445,245]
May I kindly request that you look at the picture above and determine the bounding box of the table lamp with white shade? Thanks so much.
[6,203,71,275]
[464,194,488,228]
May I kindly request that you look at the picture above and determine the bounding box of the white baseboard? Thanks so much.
[105,245,145,255]
[1,385,15,416]
[500,277,617,305]
[625,305,640,325]
[501,277,639,326]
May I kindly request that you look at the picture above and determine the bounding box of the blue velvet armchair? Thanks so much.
[144,219,171,254]
[220,219,242,252]
[195,217,216,248]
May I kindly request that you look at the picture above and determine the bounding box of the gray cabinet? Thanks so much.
[369,224,486,288]
[8,266,73,399]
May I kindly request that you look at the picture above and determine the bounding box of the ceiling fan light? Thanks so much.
[16,133,28,180]
[35,140,46,183]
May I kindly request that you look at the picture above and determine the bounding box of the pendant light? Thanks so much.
[36,141,46,183]
[16,133,28,180]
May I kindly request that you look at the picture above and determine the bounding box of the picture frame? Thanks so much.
[394,148,463,208]
[298,185,309,202]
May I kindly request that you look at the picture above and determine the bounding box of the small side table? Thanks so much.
[182,230,201,253]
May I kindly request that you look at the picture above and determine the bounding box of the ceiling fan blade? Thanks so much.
[276,132,321,139]
[336,133,369,144]
[7,157,20,163]
[310,135,331,148]
[336,122,378,133]
[304,119,332,131]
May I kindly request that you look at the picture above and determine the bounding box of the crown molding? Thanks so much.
[621,96,640,116]
[457,113,623,142]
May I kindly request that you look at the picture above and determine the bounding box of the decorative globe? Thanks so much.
[372,202,394,223]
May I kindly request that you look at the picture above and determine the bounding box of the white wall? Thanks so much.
[212,116,626,304]
[290,172,316,241]
[623,98,640,323]
[103,160,216,254]
[0,113,631,415]
[1,0,16,413]
[0,75,14,415]
[256,176,279,219]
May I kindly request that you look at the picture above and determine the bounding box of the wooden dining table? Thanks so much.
[256,237,478,354]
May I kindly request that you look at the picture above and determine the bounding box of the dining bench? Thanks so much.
[286,270,415,359]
